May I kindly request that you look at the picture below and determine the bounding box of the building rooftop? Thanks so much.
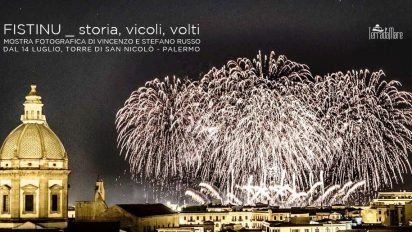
[265,221,349,227]
[181,205,208,212]
[117,204,176,217]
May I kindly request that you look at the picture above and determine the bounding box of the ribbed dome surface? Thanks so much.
[0,123,66,160]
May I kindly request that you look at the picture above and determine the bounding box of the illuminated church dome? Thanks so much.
[0,84,70,229]
[0,84,68,166]
[0,123,66,160]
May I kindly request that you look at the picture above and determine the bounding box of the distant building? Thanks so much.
[362,191,412,226]
[75,178,179,232]
[99,204,178,232]
[75,177,108,221]
[68,206,75,219]
[371,192,412,206]
[0,85,70,229]
[262,220,351,232]
[178,205,355,231]
[157,226,205,232]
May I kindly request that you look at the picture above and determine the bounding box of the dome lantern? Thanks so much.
[20,84,46,124]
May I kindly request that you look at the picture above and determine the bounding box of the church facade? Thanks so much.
[0,85,70,228]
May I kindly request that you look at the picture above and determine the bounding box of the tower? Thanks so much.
[94,176,105,202]
[0,84,70,228]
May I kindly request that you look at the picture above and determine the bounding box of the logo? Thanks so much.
[369,24,404,40]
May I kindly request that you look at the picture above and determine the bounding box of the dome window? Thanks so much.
[22,184,38,214]
[0,185,11,214]
[49,184,62,214]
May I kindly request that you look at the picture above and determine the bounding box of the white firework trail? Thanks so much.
[226,192,243,205]
[313,184,341,206]
[329,181,355,205]
[185,189,208,205]
[342,181,366,202]
[187,177,365,207]
[199,182,223,201]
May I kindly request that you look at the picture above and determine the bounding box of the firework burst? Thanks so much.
[312,70,412,190]
[116,51,412,203]
[116,76,201,182]
[188,51,332,190]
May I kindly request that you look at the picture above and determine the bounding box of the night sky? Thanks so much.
[0,0,411,206]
